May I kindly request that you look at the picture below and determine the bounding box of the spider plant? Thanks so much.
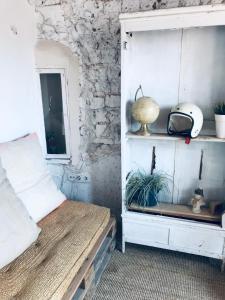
[126,170,169,207]
[214,102,225,115]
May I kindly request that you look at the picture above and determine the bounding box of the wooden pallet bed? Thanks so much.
[69,217,116,300]
[0,200,116,300]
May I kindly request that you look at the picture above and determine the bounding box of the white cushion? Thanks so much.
[0,160,41,269]
[0,133,66,222]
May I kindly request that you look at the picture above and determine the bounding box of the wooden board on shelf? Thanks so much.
[128,202,221,223]
[126,132,225,143]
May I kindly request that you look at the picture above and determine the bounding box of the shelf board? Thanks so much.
[126,132,225,143]
[128,203,221,223]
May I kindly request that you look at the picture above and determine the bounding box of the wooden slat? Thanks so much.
[62,218,116,300]
[129,203,221,223]
[80,265,94,290]
[73,238,116,300]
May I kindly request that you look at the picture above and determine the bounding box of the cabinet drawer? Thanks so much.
[124,221,169,246]
[170,227,224,255]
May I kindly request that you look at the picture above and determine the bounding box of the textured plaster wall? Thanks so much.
[0,0,38,143]
[33,0,223,220]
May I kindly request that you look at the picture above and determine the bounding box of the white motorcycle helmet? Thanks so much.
[167,102,203,138]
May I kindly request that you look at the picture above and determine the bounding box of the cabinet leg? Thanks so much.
[122,239,125,253]
[221,259,225,272]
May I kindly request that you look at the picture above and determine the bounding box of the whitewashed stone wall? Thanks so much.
[33,0,224,220]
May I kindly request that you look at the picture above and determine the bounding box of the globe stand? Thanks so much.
[135,123,151,136]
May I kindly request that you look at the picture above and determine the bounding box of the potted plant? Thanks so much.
[214,102,225,138]
[126,170,169,208]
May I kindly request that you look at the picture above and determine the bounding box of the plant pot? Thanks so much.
[215,114,225,138]
[146,191,158,207]
[129,190,158,207]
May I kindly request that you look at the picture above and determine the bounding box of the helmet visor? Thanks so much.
[168,113,193,136]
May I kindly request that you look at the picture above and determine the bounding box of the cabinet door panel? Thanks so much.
[124,221,169,246]
[170,227,224,255]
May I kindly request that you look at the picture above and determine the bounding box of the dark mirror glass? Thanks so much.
[40,73,66,155]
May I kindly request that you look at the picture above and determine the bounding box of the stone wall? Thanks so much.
[33,0,223,221]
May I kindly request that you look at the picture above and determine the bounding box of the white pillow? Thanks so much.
[0,160,41,269]
[0,133,66,222]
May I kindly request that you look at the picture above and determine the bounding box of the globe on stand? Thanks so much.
[132,85,160,136]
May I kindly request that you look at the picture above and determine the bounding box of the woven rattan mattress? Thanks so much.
[0,200,110,300]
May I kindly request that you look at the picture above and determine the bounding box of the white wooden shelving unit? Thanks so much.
[120,5,225,268]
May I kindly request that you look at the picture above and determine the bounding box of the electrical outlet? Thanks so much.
[68,174,77,182]
[78,175,89,183]
[68,173,89,183]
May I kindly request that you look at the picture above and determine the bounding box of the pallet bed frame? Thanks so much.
[64,218,116,300]
[0,201,116,300]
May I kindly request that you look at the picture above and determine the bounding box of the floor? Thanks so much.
[93,244,225,300]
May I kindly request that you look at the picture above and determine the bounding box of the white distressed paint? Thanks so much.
[121,5,225,263]
[179,26,225,135]
[0,1,39,143]
[122,9,225,202]
[120,4,225,32]
[123,25,225,204]
[126,132,225,142]
[127,29,182,133]
[123,211,225,259]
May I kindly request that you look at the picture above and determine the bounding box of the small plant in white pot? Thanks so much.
[214,103,225,138]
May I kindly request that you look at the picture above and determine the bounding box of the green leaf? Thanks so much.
[214,102,225,115]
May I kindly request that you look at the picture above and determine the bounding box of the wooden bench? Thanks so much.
[0,200,116,300]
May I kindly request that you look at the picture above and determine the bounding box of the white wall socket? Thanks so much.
[68,173,90,183]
